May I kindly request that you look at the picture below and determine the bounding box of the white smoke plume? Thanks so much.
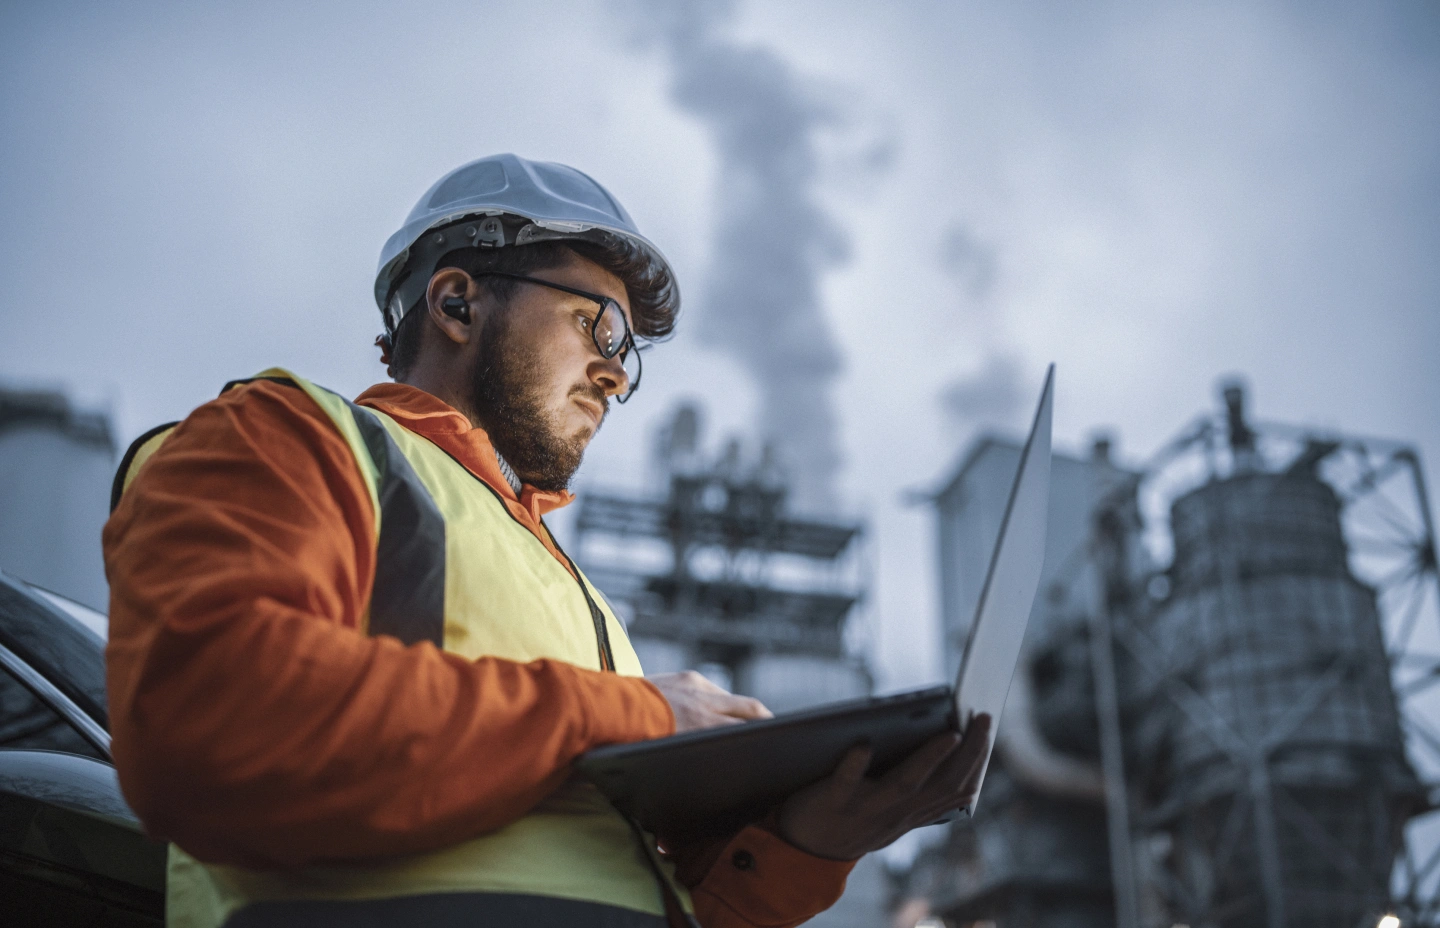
[937,222,998,302]
[940,353,1027,435]
[622,0,861,513]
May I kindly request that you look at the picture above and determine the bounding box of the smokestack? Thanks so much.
[1220,377,1258,472]
[1091,434,1114,465]
[1221,378,1254,455]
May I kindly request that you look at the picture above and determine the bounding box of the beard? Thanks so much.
[468,311,608,492]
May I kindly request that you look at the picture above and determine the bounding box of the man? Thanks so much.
[104,153,991,928]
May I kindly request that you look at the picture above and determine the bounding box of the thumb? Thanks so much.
[832,744,872,789]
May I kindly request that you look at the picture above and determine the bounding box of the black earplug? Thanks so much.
[441,296,471,323]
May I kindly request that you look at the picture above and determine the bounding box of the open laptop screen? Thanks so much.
[953,363,1054,812]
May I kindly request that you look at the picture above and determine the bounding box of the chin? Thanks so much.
[567,409,601,438]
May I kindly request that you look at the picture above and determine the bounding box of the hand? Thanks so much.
[777,713,993,860]
[647,671,773,734]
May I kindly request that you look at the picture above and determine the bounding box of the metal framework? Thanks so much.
[572,407,869,688]
[1081,387,1440,928]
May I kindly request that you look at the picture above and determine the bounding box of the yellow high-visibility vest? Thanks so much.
[116,370,686,928]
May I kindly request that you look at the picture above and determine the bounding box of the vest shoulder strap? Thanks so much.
[110,369,445,648]
[247,369,383,521]
[109,376,315,513]
[110,420,181,513]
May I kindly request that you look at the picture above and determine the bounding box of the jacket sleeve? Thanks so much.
[666,822,856,928]
[103,380,675,870]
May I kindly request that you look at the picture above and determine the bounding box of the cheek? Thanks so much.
[527,338,588,403]
[509,309,594,408]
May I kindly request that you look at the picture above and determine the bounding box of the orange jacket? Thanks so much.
[103,379,853,927]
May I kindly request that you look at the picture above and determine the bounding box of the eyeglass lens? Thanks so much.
[619,342,642,400]
[592,299,641,402]
[593,301,627,358]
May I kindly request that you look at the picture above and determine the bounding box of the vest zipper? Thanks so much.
[546,526,616,673]
[419,449,681,920]
[411,437,617,674]
[546,527,693,925]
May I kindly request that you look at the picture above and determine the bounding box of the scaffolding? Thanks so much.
[572,404,871,702]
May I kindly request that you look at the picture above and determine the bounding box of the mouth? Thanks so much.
[573,396,605,426]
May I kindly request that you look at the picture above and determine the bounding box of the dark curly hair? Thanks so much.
[383,238,679,380]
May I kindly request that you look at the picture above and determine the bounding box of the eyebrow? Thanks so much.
[475,271,634,330]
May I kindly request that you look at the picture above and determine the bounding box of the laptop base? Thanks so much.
[577,685,956,840]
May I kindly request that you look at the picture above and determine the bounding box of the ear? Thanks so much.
[425,268,478,345]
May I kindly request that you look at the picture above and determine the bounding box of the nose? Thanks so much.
[589,354,630,398]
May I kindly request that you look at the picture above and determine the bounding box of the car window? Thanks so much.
[25,583,107,642]
[0,571,108,730]
[0,662,104,759]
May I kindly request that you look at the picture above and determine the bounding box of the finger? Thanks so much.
[715,692,772,720]
[931,714,993,792]
[831,744,873,789]
[903,717,993,809]
[677,702,753,733]
[880,731,962,795]
[913,786,979,822]
[961,712,993,744]
[887,785,979,833]
[681,670,725,693]
[889,771,981,827]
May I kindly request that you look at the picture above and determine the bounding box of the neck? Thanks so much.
[398,370,525,494]
[399,365,481,429]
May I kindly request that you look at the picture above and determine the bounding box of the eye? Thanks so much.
[577,314,593,331]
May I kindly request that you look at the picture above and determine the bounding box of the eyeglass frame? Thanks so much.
[471,271,644,403]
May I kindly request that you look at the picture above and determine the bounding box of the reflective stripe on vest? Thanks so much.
[112,374,446,647]
[160,370,687,928]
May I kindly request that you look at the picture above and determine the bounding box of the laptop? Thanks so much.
[577,365,1054,840]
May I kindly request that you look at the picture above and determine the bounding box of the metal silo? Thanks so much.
[896,380,1440,928]
[1116,384,1429,928]
[1134,468,1421,926]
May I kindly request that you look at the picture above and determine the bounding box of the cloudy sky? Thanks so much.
[3,0,1437,690]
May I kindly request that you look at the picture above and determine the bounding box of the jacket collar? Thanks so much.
[353,383,574,523]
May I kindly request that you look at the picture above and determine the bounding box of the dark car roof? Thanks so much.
[0,572,164,925]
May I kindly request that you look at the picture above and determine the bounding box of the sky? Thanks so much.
[3,0,1438,692]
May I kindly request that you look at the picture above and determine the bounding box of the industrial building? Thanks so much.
[899,382,1440,928]
[0,386,115,611]
[10,374,1438,928]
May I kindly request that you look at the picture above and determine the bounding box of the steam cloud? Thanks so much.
[626,0,855,512]
[940,353,1026,433]
[938,223,998,302]
[935,214,1022,440]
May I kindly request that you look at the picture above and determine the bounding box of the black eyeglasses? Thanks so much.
[475,272,643,403]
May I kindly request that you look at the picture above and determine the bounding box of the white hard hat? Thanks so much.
[374,153,674,336]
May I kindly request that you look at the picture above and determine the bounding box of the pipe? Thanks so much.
[994,648,1105,801]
